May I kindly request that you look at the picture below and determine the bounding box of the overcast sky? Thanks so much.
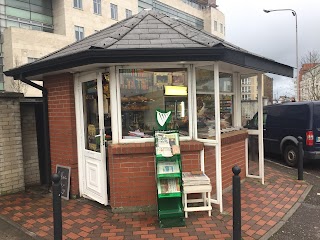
[218,0,320,98]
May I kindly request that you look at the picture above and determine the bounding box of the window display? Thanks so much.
[195,67,234,139]
[119,68,189,139]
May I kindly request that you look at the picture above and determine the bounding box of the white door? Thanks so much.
[77,72,108,205]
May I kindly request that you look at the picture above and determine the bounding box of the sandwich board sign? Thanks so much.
[56,165,71,200]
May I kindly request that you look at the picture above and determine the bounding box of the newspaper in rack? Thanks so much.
[182,172,211,186]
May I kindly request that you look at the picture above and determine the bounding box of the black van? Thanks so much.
[246,101,320,166]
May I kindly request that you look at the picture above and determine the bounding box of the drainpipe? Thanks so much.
[20,75,52,190]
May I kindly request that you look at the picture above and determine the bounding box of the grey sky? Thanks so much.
[218,0,320,98]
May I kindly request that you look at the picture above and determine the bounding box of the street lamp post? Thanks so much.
[263,9,299,101]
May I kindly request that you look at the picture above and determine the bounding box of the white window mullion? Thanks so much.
[214,62,223,213]
[110,66,119,144]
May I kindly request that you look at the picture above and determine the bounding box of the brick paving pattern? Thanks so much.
[0,164,308,240]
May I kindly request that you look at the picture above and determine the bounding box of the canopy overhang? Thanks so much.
[5,46,293,80]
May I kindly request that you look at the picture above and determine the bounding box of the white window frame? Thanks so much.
[114,64,193,144]
[74,0,82,9]
[93,0,101,15]
[126,9,132,18]
[193,63,236,145]
[110,3,118,20]
[75,25,84,41]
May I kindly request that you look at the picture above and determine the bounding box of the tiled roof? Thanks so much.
[36,10,244,63]
[4,9,293,79]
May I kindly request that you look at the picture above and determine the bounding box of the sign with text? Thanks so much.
[56,165,71,200]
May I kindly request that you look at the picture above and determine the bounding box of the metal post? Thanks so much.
[232,166,241,240]
[297,136,304,180]
[52,173,62,240]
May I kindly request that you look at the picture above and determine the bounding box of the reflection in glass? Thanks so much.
[119,68,188,139]
[82,80,100,152]
[195,66,234,139]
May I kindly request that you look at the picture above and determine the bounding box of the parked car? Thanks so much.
[245,101,320,167]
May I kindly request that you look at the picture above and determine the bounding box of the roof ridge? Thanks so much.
[148,11,220,48]
[90,10,152,49]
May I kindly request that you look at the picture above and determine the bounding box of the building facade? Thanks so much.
[1,0,225,96]
[300,63,320,101]
[240,74,273,102]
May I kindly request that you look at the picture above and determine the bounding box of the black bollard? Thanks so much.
[297,136,304,180]
[52,173,62,240]
[232,165,241,240]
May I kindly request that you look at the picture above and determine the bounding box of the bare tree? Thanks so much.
[9,55,27,94]
[300,50,320,101]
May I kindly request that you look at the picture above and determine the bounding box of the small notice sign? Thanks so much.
[56,165,71,200]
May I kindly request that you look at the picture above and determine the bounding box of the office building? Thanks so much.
[1,0,225,96]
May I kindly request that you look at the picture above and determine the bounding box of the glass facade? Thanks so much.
[138,0,204,29]
[2,0,53,33]
[0,0,54,88]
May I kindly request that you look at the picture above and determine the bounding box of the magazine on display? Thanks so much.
[157,178,180,194]
[157,161,180,174]
[155,131,180,157]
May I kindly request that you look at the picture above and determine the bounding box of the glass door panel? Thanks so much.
[82,80,100,153]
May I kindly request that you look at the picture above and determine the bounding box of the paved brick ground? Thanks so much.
[0,164,308,240]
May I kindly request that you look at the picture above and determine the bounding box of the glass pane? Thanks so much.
[241,75,258,128]
[219,72,233,92]
[6,6,31,19]
[82,80,100,153]
[220,94,233,129]
[31,12,53,24]
[119,68,189,139]
[248,135,260,175]
[7,20,19,27]
[196,66,215,139]
[196,66,235,139]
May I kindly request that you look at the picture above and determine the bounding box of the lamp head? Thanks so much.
[263,9,271,13]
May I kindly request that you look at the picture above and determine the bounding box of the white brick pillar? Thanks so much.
[0,92,25,195]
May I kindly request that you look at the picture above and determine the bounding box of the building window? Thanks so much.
[75,25,84,41]
[214,21,217,31]
[126,9,132,18]
[110,3,118,20]
[93,0,101,15]
[74,0,82,9]
[27,57,38,63]
[220,23,223,34]
[119,68,189,140]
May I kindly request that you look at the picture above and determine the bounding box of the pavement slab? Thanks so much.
[0,163,309,240]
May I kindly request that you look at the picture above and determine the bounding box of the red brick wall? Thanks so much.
[205,131,247,195]
[108,141,203,208]
[43,73,79,196]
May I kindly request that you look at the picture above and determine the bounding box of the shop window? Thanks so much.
[93,0,101,15]
[119,68,189,140]
[195,67,234,139]
[110,3,118,20]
